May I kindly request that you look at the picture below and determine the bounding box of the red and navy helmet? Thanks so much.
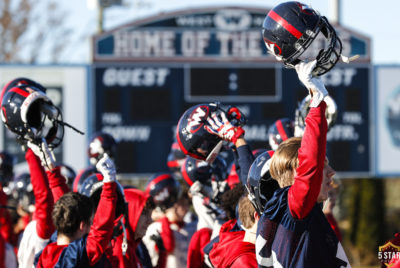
[88,132,117,165]
[58,163,77,190]
[79,173,126,219]
[167,141,186,173]
[268,118,294,150]
[1,77,46,104]
[246,150,279,215]
[0,151,15,186]
[176,103,221,161]
[262,1,342,76]
[72,166,97,192]
[181,155,227,187]
[145,173,181,211]
[1,84,64,147]
[11,173,35,213]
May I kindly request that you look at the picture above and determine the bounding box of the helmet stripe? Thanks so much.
[276,120,289,141]
[10,87,29,97]
[146,174,171,193]
[268,10,302,39]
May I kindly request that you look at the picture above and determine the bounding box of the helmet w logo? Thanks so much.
[154,188,169,202]
[187,106,209,133]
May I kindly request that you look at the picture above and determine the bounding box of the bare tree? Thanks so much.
[0,0,71,63]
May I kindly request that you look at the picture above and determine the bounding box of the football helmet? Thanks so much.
[1,85,64,147]
[268,118,295,150]
[181,155,227,187]
[176,103,246,161]
[58,163,77,190]
[11,173,35,213]
[246,150,279,215]
[176,103,221,161]
[167,141,186,173]
[145,173,181,211]
[1,77,46,104]
[72,166,97,192]
[295,94,337,137]
[88,132,117,165]
[79,173,126,219]
[262,1,342,76]
[0,151,15,187]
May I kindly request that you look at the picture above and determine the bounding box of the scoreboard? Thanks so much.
[92,6,372,177]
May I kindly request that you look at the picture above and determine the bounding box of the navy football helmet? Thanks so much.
[246,151,279,215]
[176,103,246,161]
[262,1,342,76]
[1,85,64,147]
[79,173,126,219]
[145,173,181,211]
[88,132,117,165]
[11,173,35,213]
[181,155,227,187]
[58,163,77,190]
[176,103,222,161]
[167,141,186,173]
[268,118,294,150]
[1,77,46,104]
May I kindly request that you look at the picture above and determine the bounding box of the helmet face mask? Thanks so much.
[262,1,342,76]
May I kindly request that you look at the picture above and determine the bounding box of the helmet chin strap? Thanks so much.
[121,217,128,256]
[341,54,360,63]
[56,120,85,135]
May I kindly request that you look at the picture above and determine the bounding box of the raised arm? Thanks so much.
[86,154,117,265]
[288,60,328,219]
[25,144,55,239]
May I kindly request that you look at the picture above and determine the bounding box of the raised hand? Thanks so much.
[96,153,116,183]
[205,111,245,143]
[295,60,329,108]
[27,138,56,170]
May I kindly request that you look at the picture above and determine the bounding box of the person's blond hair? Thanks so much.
[270,137,302,187]
[238,196,256,229]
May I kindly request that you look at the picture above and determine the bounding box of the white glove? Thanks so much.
[96,153,116,183]
[205,112,245,143]
[295,60,328,108]
[189,181,213,198]
[27,138,56,170]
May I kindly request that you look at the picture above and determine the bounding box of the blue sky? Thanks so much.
[62,0,400,64]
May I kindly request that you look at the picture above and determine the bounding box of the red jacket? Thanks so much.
[110,189,151,268]
[187,227,212,268]
[209,220,257,268]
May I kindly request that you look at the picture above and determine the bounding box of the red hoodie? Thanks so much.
[187,227,212,268]
[110,189,152,268]
[208,219,257,268]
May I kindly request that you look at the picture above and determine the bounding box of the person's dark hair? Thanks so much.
[52,192,94,237]
[220,183,246,220]
[142,196,156,215]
